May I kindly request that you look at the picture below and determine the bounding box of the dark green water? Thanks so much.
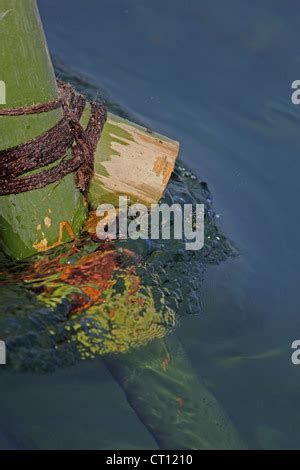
[1,0,300,449]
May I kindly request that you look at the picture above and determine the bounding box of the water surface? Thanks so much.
[1,0,300,449]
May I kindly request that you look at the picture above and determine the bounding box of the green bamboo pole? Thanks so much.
[0,0,87,260]
[0,0,179,260]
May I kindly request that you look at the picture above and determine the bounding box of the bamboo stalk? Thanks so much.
[0,0,179,260]
[0,0,87,260]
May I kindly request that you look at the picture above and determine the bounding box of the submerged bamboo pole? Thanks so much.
[106,336,245,450]
[0,0,179,260]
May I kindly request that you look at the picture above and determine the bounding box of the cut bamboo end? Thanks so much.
[88,113,180,209]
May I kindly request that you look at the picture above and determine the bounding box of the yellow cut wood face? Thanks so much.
[89,113,179,208]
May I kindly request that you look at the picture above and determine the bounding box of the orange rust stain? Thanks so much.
[60,251,120,286]
[68,292,92,315]
[57,249,136,315]
[33,220,76,253]
[32,237,48,252]
[136,296,145,306]
[84,209,120,236]
[82,286,102,302]
[160,339,172,371]
[83,211,98,234]
[162,351,171,371]
[152,156,174,185]
[109,308,116,318]
[1,236,141,318]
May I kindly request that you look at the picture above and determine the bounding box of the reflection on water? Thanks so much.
[0,138,238,448]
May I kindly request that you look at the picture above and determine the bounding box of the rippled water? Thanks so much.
[1,0,300,449]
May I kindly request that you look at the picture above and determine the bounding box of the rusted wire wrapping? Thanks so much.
[0,80,107,195]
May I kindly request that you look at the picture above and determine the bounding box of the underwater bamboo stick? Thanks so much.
[105,336,245,450]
